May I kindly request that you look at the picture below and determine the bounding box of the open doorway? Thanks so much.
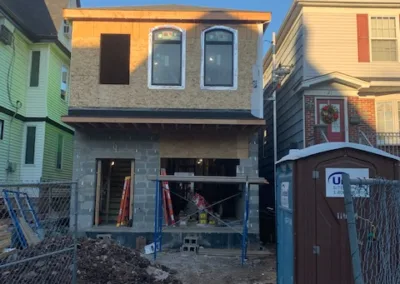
[95,159,134,226]
[160,158,243,229]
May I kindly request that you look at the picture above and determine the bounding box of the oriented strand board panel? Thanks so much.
[159,130,250,159]
[69,20,259,110]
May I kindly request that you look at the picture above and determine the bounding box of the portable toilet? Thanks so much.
[275,142,400,284]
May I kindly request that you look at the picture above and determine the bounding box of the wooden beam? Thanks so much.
[89,123,98,128]
[61,116,266,126]
[129,160,135,223]
[103,123,112,128]
[146,175,268,185]
[64,8,271,23]
[95,160,102,226]
[118,123,125,129]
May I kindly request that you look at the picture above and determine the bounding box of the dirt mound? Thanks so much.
[0,237,181,284]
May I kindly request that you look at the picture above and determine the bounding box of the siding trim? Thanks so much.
[147,25,186,90]
[0,106,74,135]
[357,14,370,63]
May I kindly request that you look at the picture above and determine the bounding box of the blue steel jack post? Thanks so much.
[241,177,250,265]
[153,179,163,261]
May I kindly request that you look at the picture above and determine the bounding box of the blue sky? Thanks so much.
[80,0,293,53]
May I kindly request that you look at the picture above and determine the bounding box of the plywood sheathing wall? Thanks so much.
[160,130,251,159]
[70,21,259,109]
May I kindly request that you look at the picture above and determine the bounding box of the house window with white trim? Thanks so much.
[149,27,184,88]
[376,100,400,145]
[60,65,68,100]
[370,16,398,61]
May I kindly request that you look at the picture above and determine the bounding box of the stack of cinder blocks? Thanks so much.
[180,235,199,253]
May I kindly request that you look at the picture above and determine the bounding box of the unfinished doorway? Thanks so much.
[161,158,243,229]
[95,159,134,226]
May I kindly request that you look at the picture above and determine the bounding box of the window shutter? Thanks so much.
[357,14,370,62]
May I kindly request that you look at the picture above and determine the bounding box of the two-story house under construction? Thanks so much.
[0,0,79,182]
[261,0,400,235]
[62,5,270,247]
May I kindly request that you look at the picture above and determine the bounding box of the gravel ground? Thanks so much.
[148,251,276,284]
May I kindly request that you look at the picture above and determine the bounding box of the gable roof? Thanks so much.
[0,0,78,41]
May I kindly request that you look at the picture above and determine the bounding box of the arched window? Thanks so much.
[202,27,238,89]
[149,27,185,88]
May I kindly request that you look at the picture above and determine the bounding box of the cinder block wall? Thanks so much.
[236,132,260,234]
[70,129,160,231]
[70,128,260,233]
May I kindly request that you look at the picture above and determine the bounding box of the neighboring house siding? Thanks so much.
[0,29,30,116]
[20,122,45,181]
[26,46,49,117]
[47,45,70,126]
[303,7,400,79]
[42,123,73,181]
[263,12,305,165]
[0,113,23,181]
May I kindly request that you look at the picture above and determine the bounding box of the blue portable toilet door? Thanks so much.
[276,166,294,284]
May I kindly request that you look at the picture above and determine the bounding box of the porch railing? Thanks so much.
[375,132,400,157]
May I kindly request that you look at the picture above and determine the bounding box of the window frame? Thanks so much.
[0,119,4,140]
[148,25,186,90]
[369,15,400,62]
[24,125,36,165]
[29,50,41,87]
[60,64,69,101]
[56,134,64,170]
[201,26,238,90]
[375,96,400,145]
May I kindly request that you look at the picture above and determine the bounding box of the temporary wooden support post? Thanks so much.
[105,165,112,224]
[95,160,102,226]
[129,160,135,222]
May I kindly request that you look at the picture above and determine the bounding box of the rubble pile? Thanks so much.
[0,237,181,284]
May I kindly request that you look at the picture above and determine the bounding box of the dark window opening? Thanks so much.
[30,51,41,87]
[56,135,63,169]
[151,28,182,86]
[161,158,243,225]
[204,29,234,87]
[25,126,36,164]
[0,119,4,140]
[100,34,130,85]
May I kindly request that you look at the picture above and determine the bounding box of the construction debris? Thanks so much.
[0,237,182,284]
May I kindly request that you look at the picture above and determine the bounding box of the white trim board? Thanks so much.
[147,25,186,90]
[200,25,238,91]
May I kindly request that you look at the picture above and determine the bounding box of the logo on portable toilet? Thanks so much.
[325,168,370,198]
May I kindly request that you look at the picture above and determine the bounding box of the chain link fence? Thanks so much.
[343,174,400,284]
[0,181,77,284]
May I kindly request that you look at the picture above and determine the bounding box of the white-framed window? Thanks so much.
[61,65,68,100]
[370,16,398,62]
[0,119,4,140]
[376,99,400,145]
[63,20,71,38]
[56,134,63,169]
[201,26,238,90]
[148,26,186,89]
[29,51,41,87]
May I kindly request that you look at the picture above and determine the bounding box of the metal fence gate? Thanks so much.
[343,174,400,284]
[0,181,78,284]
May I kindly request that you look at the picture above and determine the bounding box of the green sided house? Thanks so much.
[0,0,79,182]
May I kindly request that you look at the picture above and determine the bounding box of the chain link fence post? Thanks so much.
[344,175,400,284]
[72,182,78,284]
[343,173,364,284]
